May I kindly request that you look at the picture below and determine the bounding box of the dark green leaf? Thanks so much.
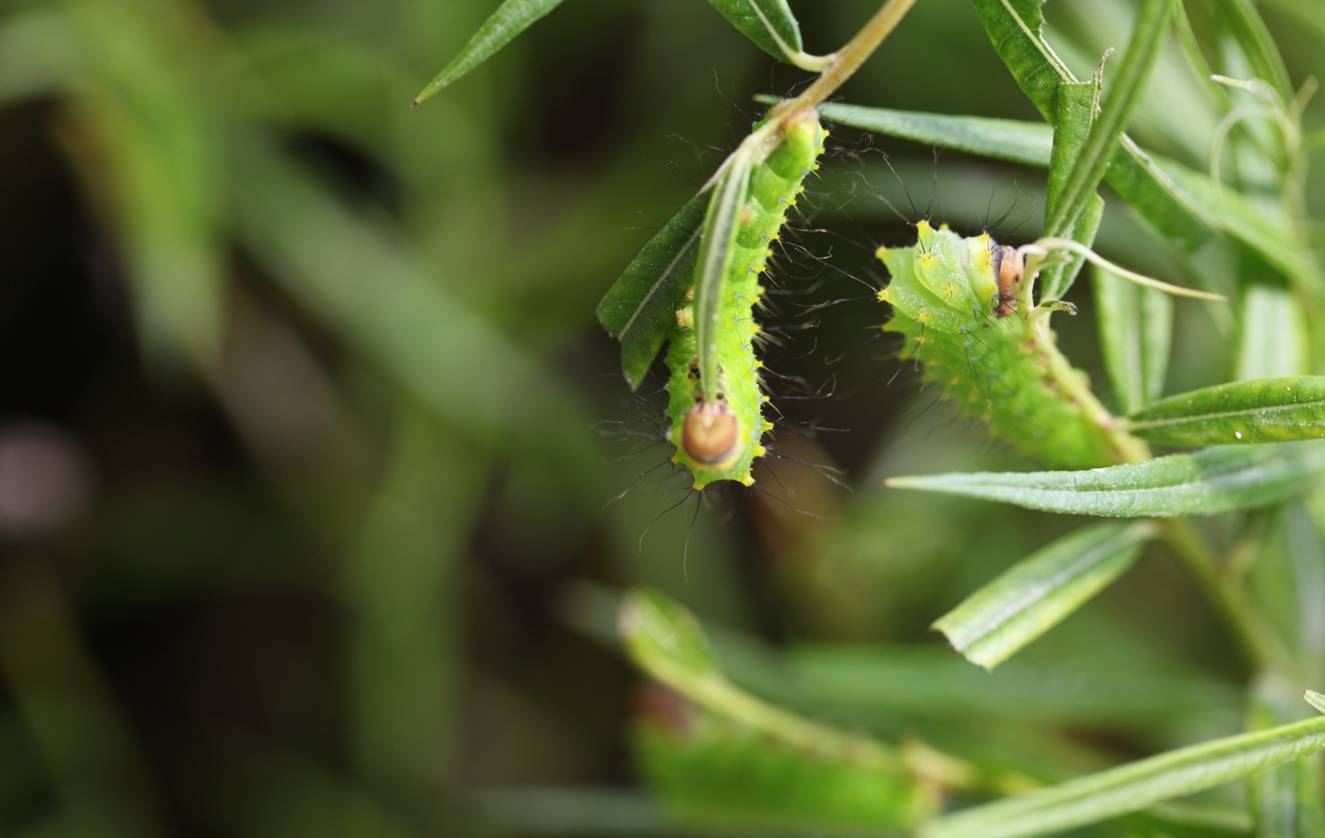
[934,523,1154,669]
[413,0,568,105]
[1038,80,1100,301]
[706,0,803,64]
[1039,193,1103,302]
[1127,377,1325,446]
[970,0,1211,250]
[887,442,1325,517]
[1045,0,1171,237]
[924,710,1325,838]
[596,195,707,389]
[1095,263,1172,414]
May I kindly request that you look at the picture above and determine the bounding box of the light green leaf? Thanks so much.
[413,0,567,105]
[924,708,1325,838]
[1247,675,1325,837]
[1039,193,1103,303]
[1095,263,1172,414]
[1219,0,1295,103]
[887,442,1325,517]
[595,195,707,390]
[695,150,756,402]
[934,523,1154,669]
[1126,377,1325,446]
[1044,0,1171,238]
[706,0,803,64]
[1238,274,1310,380]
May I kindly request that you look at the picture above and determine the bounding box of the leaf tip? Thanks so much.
[1305,689,1325,715]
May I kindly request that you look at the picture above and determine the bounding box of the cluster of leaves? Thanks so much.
[428,0,1325,834]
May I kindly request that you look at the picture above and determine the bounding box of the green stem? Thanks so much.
[770,0,919,123]
[1027,307,1279,674]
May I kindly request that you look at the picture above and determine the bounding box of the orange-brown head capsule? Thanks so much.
[681,401,740,466]
[992,244,1023,318]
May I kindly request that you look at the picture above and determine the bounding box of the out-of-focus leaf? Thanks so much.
[934,523,1154,669]
[887,442,1325,517]
[1039,81,1099,302]
[1094,264,1172,414]
[1218,0,1294,102]
[413,0,568,105]
[1253,504,1325,684]
[633,705,931,833]
[620,589,722,686]
[1044,0,1171,238]
[705,0,803,64]
[1161,165,1321,292]
[1238,273,1310,380]
[1247,675,1325,837]
[695,150,755,401]
[970,0,1212,250]
[786,644,1240,732]
[924,708,1325,838]
[1126,377,1325,446]
[596,195,706,390]
[619,591,939,827]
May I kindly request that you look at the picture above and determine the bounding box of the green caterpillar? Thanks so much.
[877,223,1119,469]
[668,111,826,490]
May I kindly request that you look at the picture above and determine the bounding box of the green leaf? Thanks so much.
[887,442,1325,518]
[1038,81,1100,302]
[695,151,756,402]
[1126,377,1325,446]
[633,710,930,832]
[596,195,707,390]
[1094,263,1172,414]
[413,0,567,105]
[619,589,941,812]
[1044,0,1171,238]
[706,0,803,64]
[1238,272,1310,380]
[796,100,1053,167]
[1218,0,1294,103]
[1039,193,1103,303]
[620,589,721,685]
[934,523,1154,669]
[970,0,1213,251]
[923,709,1325,838]
[1247,675,1325,838]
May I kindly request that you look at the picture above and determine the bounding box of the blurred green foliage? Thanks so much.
[4,0,1325,836]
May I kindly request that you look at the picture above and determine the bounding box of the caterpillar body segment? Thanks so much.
[668,112,827,489]
[878,223,1117,469]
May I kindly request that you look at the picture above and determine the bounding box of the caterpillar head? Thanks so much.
[682,400,741,467]
[990,244,1024,318]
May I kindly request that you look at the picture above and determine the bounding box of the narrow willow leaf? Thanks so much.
[1094,264,1172,414]
[1238,274,1310,380]
[793,101,1052,167]
[1254,505,1325,684]
[887,442,1325,518]
[695,150,756,402]
[596,195,706,390]
[924,712,1325,838]
[619,589,915,781]
[1038,81,1099,302]
[1247,675,1325,838]
[1161,165,1322,292]
[413,0,567,105]
[1127,377,1325,446]
[706,0,803,64]
[934,523,1154,669]
[970,0,1212,250]
[1044,0,1171,237]
[619,589,721,686]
